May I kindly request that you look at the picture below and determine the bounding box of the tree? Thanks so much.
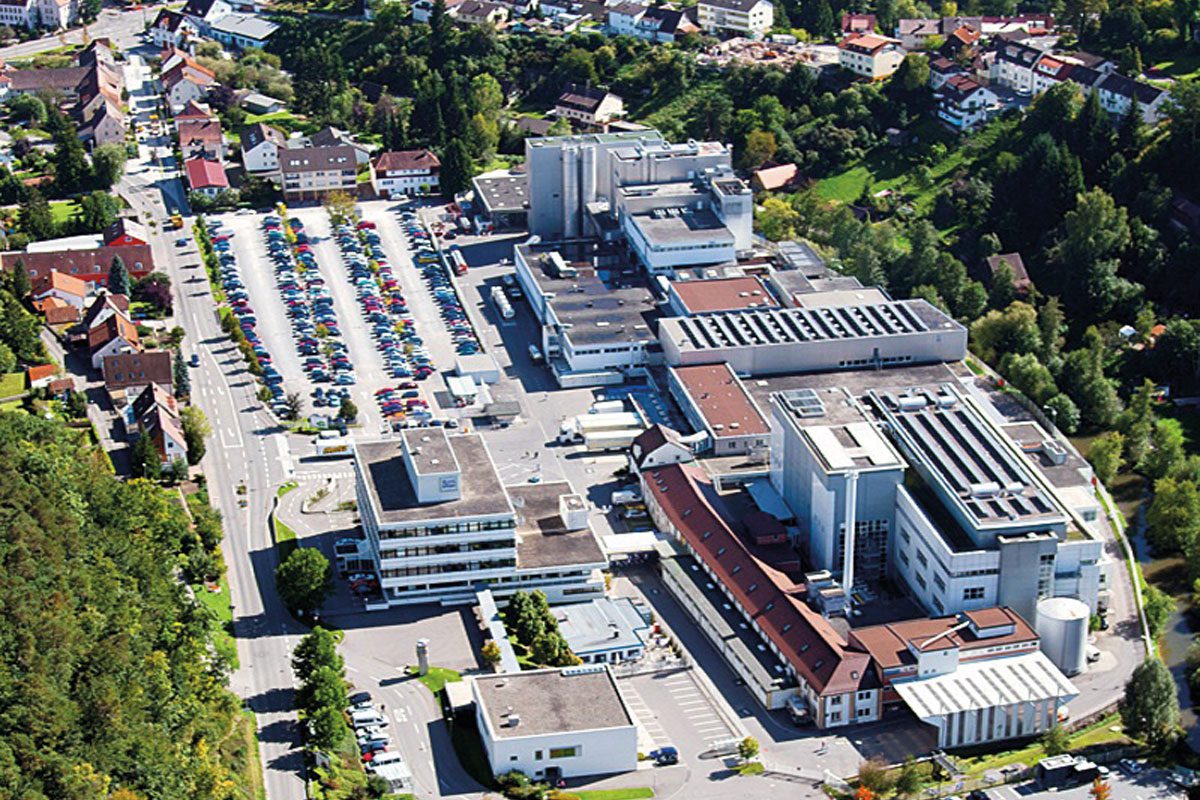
[1045,394,1081,435]
[1143,583,1175,641]
[181,405,210,466]
[20,189,54,241]
[307,704,348,752]
[1088,431,1125,486]
[1141,419,1185,480]
[168,457,189,484]
[894,757,923,798]
[91,143,127,189]
[275,547,332,614]
[857,758,895,795]
[481,640,502,665]
[1044,188,1132,320]
[52,117,90,195]
[1119,380,1156,467]
[1120,658,1180,747]
[1041,724,1071,756]
[439,139,473,197]
[133,272,173,314]
[0,342,16,374]
[78,191,120,232]
[322,190,356,223]
[740,130,777,169]
[737,736,760,761]
[173,353,191,400]
[1090,777,1111,800]
[999,351,1058,404]
[757,196,800,241]
[7,93,47,125]
[131,433,162,480]
[9,258,30,299]
[284,391,304,421]
[530,631,563,665]
[298,664,346,712]
[989,261,1018,310]
[293,627,344,683]
[338,398,357,423]
[108,256,131,296]
[1146,477,1200,554]
[969,301,1041,362]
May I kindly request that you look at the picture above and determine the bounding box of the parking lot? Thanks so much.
[996,763,1184,800]
[620,670,741,759]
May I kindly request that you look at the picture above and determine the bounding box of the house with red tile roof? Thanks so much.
[102,350,173,398]
[185,158,229,197]
[131,383,188,467]
[26,363,57,389]
[32,295,81,325]
[178,118,225,160]
[0,245,155,288]
[33,270,90,309]
[371,149,441,198]
[88,312,141,369]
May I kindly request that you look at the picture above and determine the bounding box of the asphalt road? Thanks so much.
[0,3,154,60]
[120,55,308,800]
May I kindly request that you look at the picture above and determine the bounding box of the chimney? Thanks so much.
[508,713,521,727]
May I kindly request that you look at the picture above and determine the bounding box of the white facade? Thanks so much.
[554,92,625,129]
[166,77,207,109]
[938,83,999,129]
[696,0,772,36]
[373,166,439,197]
[242,137,280,174]
[0,0,35,29]
[90,336,137,370]
[839,37,906,79]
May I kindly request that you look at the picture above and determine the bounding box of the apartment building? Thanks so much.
[279,145,358,201]
[936,74,999,129]
[696,0,773,37]
[353,429,606,605]
[838,33,906,79]
[371,149,440,197]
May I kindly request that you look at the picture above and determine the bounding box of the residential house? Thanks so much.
[941,24,980,58]
[455,0,509,26]
[103,219,149,247]
[306,125,372,165]
[751,163,799,193]
[26,363,58,390]
[1095,72,1168,123]
[628,424,695,474]
[80,99,126,148]
[33,271,90,309]
[607,3,696,42]
[895,16,979,49]
[240,92,283,114]
[936,73,998,129]
[838,33,906,79]
[0,0,37,30]
[162,56,216,109]
[180,0,232,30]
[696,0,772,36]
[150,8,197,49]
[131,383,187,467]
[81,292,131,334]
[985,252,1032,295]
[37,0,77,29]
[102,350,173,396]
[2,246,153,289]
[207,13,279,49]
[33,296,80,325]
[411,0,464,22]
[240,121,286,175]
[554,84,625,130]
[174,99,215,130]
[841,12,876,34]
[279,145,358,201]
[990,39,1047,95]
[89,312,140,370]
[928,55,965,89]
[185,158,229,197]
[178,118,225,160]
[371,149,440,197]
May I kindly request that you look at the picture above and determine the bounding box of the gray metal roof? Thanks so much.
[555,597,649,656]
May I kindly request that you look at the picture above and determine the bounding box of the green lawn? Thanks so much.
[273,515,297,560]
[407,665,462,695]
[0,371,26,399]
[732,762,765,776]
[243,110,317,135]
[574,788,655,799]
[0,399,26,413]
[1148,52,1200,81]
[277,481,298,498]
[957,713,1130,779]
[49,199,80,226]
[194,577,239,669]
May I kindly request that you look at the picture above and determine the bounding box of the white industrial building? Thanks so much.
[353,430,606,605]
[658,299,968,376]
[554,597,651,664]
[472,667,639,780]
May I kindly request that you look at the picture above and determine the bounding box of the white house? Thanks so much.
[240,122,286,175]
[838,33,906,79]
[33,271,89,310]
[472,667,638,781]
[371,149,440,197]
[553,84,625,130]
[89,313,141,370]
[696,0,773,37]
[990,39,1047,95]
[180,0,232,30]
[149,8,197,49]
[937,74,999,129]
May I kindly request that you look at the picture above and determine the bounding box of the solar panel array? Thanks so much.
[875,389,1058,524]
[670,302,930,351]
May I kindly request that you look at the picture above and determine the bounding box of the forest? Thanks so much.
[0,414,253,800]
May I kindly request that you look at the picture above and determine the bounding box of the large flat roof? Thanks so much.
[660,299,961,353]
[868,385,1064,527]
[628,206,734,248]
[400,427,456,475]
[517,243,660,346]
[508,481,607,570]
[670,276,777,314]
[473,171,528,214]
[555,597,649,655]
[671,363,769,438]
[473,667,634,739]
[355,436,513,525]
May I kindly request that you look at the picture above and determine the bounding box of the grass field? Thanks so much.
[49,200,80,226]
[574,789,655,799]
[273,515,297,560]
[217,709,265,800]
[408,665,462,695]
[1148,52,1200,81]
[195,576,239,669]
[0,371,26,399]
[958,713,1130,779]
[243,110,317,135]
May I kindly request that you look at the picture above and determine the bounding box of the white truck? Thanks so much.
[584,429,641,452]
[558,412,644,444]
[315,436,354,457]
[491,286,514,320]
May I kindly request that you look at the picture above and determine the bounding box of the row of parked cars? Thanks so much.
[400,211,482,358]
[262,213,357,412]
[347,693,401,771]
[210,219,289,410]
[332,216,433,384]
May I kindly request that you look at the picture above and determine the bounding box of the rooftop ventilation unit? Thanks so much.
[780,388,826,418]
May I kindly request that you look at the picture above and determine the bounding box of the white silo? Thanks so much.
[1036,597,1090,676]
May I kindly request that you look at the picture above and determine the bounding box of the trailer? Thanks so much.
[449,248,468,276]
[315,437,355,457]
[490,286,514,319]
[584,429,641,452]
[558,412,644,443]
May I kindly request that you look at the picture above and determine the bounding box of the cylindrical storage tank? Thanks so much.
[1036,597,1090,676]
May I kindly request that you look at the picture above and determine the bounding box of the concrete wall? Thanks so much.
[478,711,638,780]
